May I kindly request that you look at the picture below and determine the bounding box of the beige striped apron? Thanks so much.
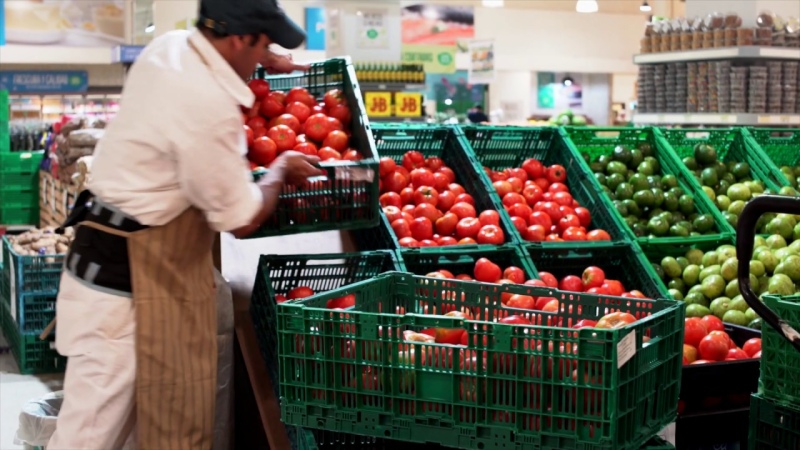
[81,207,217,450]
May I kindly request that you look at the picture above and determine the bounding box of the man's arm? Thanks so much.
[259,49,310,74]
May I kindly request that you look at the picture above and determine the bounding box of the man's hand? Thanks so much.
[272,151,324,185]
[260,51,310,75]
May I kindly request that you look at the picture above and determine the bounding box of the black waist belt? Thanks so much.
[61,191,150,296]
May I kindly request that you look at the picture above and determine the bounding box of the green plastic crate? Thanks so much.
[660,127,786,198]
[2,236,64,297]
[563,127,735,246]
[0,151,43,192]
[749,393,800,450]
[0,189,38,209]
[249,251,402,450]
[245,58,379,238]
[355,124,517,252]
[638,236,734,301]
[524,242,669,301]
[746,128,800,178]
[277,272,685,450]
[0,206,39,226]
[760,294,800,404]
[0,301,65,374]
[398,245,537,281]
[461,125,634,247]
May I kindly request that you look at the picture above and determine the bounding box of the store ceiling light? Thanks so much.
[562,75,575,86]
[145,23,154,33]
[640,1,652,12]
[482,0,504,7]
[576,0,598,13]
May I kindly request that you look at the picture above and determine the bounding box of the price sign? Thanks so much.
[395,92,422,117]
[365,92,393,117]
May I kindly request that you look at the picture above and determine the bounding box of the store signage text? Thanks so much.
[364,92,423,118]
[113,46,145,64]
[394,93,422,117]
[0,71,89,94]
[401,44,456,74]
[365,92,393,117]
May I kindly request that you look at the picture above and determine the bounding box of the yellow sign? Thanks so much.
[365,92,393,117]
[394,92,422,117]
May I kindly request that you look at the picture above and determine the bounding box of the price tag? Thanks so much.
[365,92,393,117]
[617,330,636,368]
[395,92,422,117]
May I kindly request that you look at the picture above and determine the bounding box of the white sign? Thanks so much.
[617,330,637,368]
[468,40,495,85]
[357,9,389,50]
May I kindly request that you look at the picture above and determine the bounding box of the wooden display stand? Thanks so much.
[39,171,78,229]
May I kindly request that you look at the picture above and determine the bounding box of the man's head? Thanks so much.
[474,104,483,111]
[198,0,306,79]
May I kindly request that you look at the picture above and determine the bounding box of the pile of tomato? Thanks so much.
[379,151,507,247]
[683,316,761,364]
[484,159,612,242]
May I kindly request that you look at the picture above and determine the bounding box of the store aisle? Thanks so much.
[0,332,63,450]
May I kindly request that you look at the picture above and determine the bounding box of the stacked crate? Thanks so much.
[0,91,42,226]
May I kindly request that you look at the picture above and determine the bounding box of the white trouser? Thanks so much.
[48,272,137,450]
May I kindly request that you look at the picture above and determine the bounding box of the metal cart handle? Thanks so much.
[737,194,800,353]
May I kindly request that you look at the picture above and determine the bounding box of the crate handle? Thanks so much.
[737,194,800,354]
[591,130,621,139]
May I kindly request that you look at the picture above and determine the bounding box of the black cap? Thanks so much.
[198,0,306,49]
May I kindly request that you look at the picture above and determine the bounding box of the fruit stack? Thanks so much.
[654,64,667,113]
[748,66,768,114]
[730,67,748,113]
[686,63,698,113]
[783,61,799,114]
[697,62,709,112]
[706,62,719,113]
[715,61,731,113]
[638,65,655,113]
[766,61,784,114]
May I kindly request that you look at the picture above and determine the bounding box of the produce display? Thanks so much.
[583,143,720,239]
[379,151,507,247]
[683,316,761,364]
[242,81,363,167]
[6,227,73,256]
[483,159,612,242]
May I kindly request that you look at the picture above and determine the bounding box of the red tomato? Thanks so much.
[391,219,412,239]
[542,299,560,313]
[503,266,526,284]
[595,312,637,329]
[528,211,553,231]
[438,236,458,246]
[493,180,514,198]
[438,191,456,212]
[273,114,301,134]
[275,294,287,303]
[474,258,502,283]
[414,186,439,206]
[410,217,434,241]
[508,203,533,221]
[499,315,532,325]
[433,172,450,191]
[380,192,402,208]
[246,116,267,130]
[402,151,425,171]
[538,272,558,288]
[383,206,403,223]
[383,171,409,193]
[244,125,255,148]
[450,202,477,219]
[534,296,556,310]
[522,184,544,206]
[573,319,597,329]
[742,338,762,357]
[285,101,311,123]
[456,218,482,239]
[294,142,319,156]
[413,203,442,223]
[546,165,567,183]
[522,158,544,179]
[552,191,573,207]
[562,227,587,241]
[726,348,750,360]
[379,157,397,178]
[398,237,420,247]
[323,89,345,108]
[448,183,466,196]
[267,125,297,152]
[525,224,547,241]
[317,147,341,160]
[537,201,563,222]
[559,275,584,292]
[573,207,592,227]
[581,266,605,289]
[342,149,361,161]
[698,334,730,362]
[507,168,528,181]
[304,113,332,142]
[323,130,349,151]
[683,344,698,364]
[587,230,611,241]
[479,210,500,227]
[503,193,526,208]
[410,168,435,188]
[753,350,761,359]
[326,294,356,309]
[548,182,569,193]
[435,212,459,236]
[507,177,524,193]
[602,280,625,296]
[259,92,285,118]
[476,225,504,245]
[558,214,582,232]
[438,168,456,184]
[399,187,415,204]
[248,79,271,99]
[506,294,536,310]
[510,216,527,235]
[288,286,315,299]
[249,136,278,165]
[700,315,725,333]
[328,104,351,125]
[684,318,708,347]
[425,157,445,171]
[326,116,344,131]
[455,193,475,205]
[708,330,735,350]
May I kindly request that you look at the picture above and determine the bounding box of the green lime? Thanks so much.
[701,274,726,299]
[717,180,732,198]
[766,217,794,240]
[723,310,748,326]
[686,303,711,318]
[729,295,748,313]
[629,149,644,168]
[700,265,721,282]
[720,258,739,282]
[663,192,679,212]
[679,195,696,215]
[682,156,698,171]
[607,173,626,191]
[683,264,701,286]
[651,188,665,207]
[591,163,607,175]
[701,251,719,267]
[606,161,628,176]
[693,215,715,233]
[686,249,704,265]
[669,278,687,292]
[774,247,796,262]
[615,182,634,200]
[731,162,751,180]
[745,307,759,322]
[780,186,799,196]
[717,245,737,260]
[716,195,731,212]
[750,260,766,277]
[694,143,718,165]
[747,318,762,330]
[684,291,709,307]
[677,257,690,270]
[710,297,734,318]
[723,212,739,228]
[661,174,678,189]
[702,186,716,202]
[652,263,665,280]
[768,274,795,296]
[629,174,650,192]
[701,167,719,187]
[634,189,656,208]
[612,145,632,165]
[756,250,779,273]
[670,224,690,237]
[622,199,641,218]
[777,255,800,282]
[669,289,684,300]
[767,234,788,250]
[725,279,740,298]
[748,180,766,194]
[727,183,751,202]
[647,217,670,236]
[661,257,682,278]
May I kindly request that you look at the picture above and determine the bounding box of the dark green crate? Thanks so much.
[249,251,403,450]
[245,58,379,238]
[749,393,800,450]
[760,294,800,404]
[0,205,39,225]
[461,125,634,247]
[0,302,66,375]
[2,237,64,298]
[564,127,735,247]
[398,245,537,281]
[524,242,669,301]
[638,236,734,300]
[660,127,786,197]
[746,127,800,169]
[354,124,517,252]
[277,272,685,450]
[0,189,38,209]
[0,151,44,191]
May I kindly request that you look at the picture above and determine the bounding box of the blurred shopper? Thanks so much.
[468,103,490,123]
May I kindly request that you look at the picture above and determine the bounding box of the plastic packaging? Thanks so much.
[14,392,62,448]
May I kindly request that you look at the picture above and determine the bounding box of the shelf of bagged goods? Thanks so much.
[632,112,800,126]
[633,46,800,64]
[359,82,426,91]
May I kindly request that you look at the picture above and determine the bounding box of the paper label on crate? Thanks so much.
[9,258,17,322]
[617,330,636,368]
[335,166,376,182]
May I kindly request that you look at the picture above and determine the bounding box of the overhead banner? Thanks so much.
[4,0,126,47]
[0,71,89,94]
[357,9,389,50]
[468,40,495,85]
[401,4,473,74]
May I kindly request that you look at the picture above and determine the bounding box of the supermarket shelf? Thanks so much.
[633,46,800,64]
[633,112,800,126]
[359,83,426,91]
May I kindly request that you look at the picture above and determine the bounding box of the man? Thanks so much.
[467,104,490,124]
[48,1,318,449]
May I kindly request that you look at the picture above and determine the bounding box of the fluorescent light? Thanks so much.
[576,0,598,13]
[145,23,154,33]
[482,0,504,7]
[640,1,652,12]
